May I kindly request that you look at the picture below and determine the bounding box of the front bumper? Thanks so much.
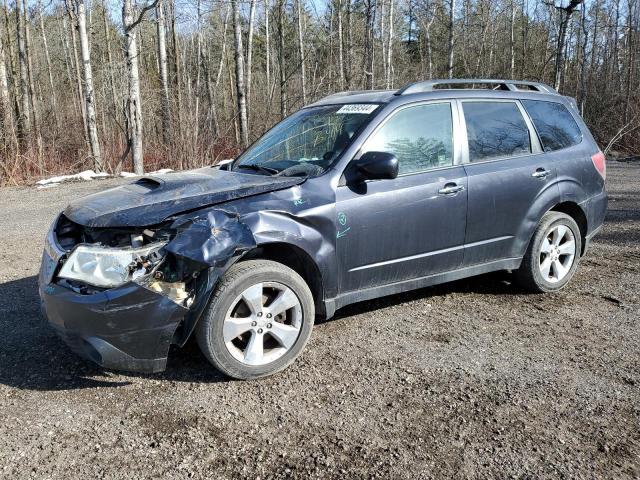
[39,249,189,373]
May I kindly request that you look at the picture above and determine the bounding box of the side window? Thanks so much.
[362,103,454,175]
[462,101,532,162]
[521,100,582,152]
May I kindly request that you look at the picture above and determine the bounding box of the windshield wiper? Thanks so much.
[235,164,279,175]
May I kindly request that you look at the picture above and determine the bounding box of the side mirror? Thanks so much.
[350,151,399,182]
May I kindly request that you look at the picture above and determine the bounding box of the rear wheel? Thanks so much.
[515,212,582,293]
[196,260,314,379]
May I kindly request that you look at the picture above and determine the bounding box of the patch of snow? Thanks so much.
[218,159,233,166]
[36,167,177,187]
[35,169,110,186]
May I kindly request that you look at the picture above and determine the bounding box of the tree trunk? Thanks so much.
[425,15,434,78]
[22,0,40,142]
[156,0,171,144]
[193,0,202,155]
[66,4,87,137]
[265,0,272,95]
[38,3,58,126]
[296,0,306,103]
[101,0,118,135]
[510,0,515,78]
[447,0,456,79]
[0,15,10,138]
[169,0,182,143]
[4,0,20,125]
[246,0,256,121]
[122,0,148,174]
[278,0,287,118]
[363,0,374,89]
[75,0,103,171]
[386,0,394,88]
[345,0,352,88]
[336,0,344,89]
[232,0,248,147]
[553,0,583,91]
[578,1,588,115]
[15,1,31,139]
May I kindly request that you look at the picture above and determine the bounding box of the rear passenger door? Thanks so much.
[459,99,560,265]
[336,101,468,293]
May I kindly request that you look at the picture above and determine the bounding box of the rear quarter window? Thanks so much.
[521,100,582,152]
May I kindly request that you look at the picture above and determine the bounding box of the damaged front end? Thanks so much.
[39,210,256,373]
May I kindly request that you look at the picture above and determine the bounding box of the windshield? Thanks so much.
[232,104,380,177]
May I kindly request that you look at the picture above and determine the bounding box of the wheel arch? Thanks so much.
[240,242,327,319]
[549,201,588,255]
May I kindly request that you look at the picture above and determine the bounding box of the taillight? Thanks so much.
[591,151,606,180]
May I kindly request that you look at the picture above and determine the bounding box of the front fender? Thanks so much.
[165,206,337,343]
[242,209,338,298]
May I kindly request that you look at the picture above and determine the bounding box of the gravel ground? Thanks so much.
[0,162,638,479]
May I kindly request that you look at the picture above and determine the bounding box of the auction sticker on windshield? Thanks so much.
[336,104,378,114]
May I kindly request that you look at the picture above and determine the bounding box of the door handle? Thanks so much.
[532,168,551,178]
[438,183,465,195]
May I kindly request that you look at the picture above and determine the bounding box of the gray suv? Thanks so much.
[39,79,607,379]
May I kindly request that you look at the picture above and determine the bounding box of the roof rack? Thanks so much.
[395,79,558,96]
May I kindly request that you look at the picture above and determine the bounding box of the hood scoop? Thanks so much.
[135,177,163,189]
[64,168,305,228]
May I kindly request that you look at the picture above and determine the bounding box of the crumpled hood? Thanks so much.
[64,168,305,228]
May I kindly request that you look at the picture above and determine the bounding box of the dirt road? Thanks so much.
[0,162,638,479]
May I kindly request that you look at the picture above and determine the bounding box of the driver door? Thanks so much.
[335,101,468,294]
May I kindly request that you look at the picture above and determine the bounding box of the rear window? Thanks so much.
[462,101,532,162]
[521,100,582,152]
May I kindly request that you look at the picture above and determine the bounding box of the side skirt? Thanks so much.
[323,257,522,318]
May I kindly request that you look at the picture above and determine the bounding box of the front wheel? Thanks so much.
[515,211,582,293]
[196,260,315,380]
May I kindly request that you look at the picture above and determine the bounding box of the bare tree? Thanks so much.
[22,0,39,140]
[0,13,10,138]
[278,0,286,118]
[447,0,456,78]
[246,0,256,119]
[15,1,31,139]
[65,5,87,135]
[296,0,306,102]
[156,0,171,143]
[386,0,394,88]
[265,0,271,92]
[547,0,584,90]
[232,0,249,147]
[69,0,103,171]
[122,0,159,174]
[37,2,57,126]
[336,0,344,89]
[510,0,516,78]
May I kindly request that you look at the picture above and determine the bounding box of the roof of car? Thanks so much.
[309,79,564,109]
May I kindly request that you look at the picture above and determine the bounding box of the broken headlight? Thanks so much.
[58,242,166,288]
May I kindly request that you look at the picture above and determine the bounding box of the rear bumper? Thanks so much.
[39,250,188,373]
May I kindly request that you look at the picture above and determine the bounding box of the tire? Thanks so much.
[196,259,315,380]
[514,211,582,293]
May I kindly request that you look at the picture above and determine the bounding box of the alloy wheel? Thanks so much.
[538,224,576,283]
[223,282,303,366]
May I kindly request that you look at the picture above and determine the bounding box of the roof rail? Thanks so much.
[395,79,558,96]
